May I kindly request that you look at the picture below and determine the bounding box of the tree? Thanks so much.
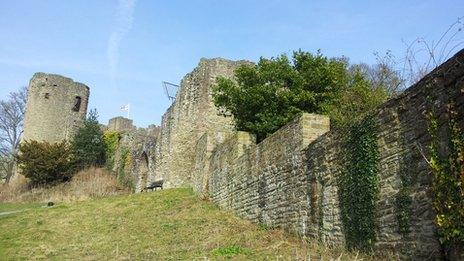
[350,51,404,96]
[16,140,76,185]
[323,69,389,127]
[212,50,388,141]
[0,86,27,182]
[71,109,106,169]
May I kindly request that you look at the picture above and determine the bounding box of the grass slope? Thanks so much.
[0,188,375,260]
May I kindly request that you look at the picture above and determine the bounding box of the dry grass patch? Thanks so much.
[0,167,129,203]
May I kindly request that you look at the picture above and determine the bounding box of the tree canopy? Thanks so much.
[212,50,389,141]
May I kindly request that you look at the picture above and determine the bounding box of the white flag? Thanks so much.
[120,104,130,111]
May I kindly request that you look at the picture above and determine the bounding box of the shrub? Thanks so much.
[71,109,106,169]
[16,140,77,185]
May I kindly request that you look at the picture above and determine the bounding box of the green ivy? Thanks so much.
[339,117,380,251]
[103,130,120,170]
[395,149,414,237]
[117,148,134,190]
[427,103,464,250]
[395,189,413,235]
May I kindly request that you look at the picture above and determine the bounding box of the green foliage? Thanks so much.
[16,140,77,185]
[339,117,380,251]
[395,190,413,235]
[117,148,134,190]
[427,105,464,249]
[323,70,389,127]
[212,50,389,141]
[395,152,415,237]
[71,109,106,169]
[103,130,120,170]
[212,246,252,257]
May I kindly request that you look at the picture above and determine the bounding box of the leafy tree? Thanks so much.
[212,50,387,141]
[71,109,106,169]
[16,140,76,185]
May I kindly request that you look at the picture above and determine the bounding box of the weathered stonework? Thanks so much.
[208,114,330,235]
[121,51,464,259]
[22,73,90,143]
[204,50,464,259]
[111,125,159,192]
[149,58,250,188]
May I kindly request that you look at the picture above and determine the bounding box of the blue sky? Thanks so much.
[0,0,463,127]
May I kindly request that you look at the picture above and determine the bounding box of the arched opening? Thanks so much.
[72,96,82,112]
[139,151,149,191]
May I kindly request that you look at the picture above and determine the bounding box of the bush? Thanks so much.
[16,140,77,185]
[71,109,106,169]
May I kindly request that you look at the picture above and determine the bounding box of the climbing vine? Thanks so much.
[103,130,120,170]
[339,117,380,251]
[118,148,134,190]
[395,148,415,237]
[427,103,464,250]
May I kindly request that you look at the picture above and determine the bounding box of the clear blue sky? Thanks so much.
[1,0,463,127]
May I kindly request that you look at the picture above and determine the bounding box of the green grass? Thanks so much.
[0,202,42,213]
[0,188,378,260]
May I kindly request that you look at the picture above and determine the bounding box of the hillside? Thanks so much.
[0,188,378,260]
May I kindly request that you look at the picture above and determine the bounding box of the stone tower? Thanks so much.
[22,73,90,143]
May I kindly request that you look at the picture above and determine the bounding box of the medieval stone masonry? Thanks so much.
[22,72,89,143]
[20,50,464,259]
[116,51,463,259]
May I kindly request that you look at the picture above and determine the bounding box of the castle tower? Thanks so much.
[107,116,135,133]
[22,72,90,143]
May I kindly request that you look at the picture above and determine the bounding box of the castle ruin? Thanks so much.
[22,73,90,143]
[17,50,464,259]
[111,50,464,259]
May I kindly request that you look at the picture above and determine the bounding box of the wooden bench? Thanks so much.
[143,180,164,192]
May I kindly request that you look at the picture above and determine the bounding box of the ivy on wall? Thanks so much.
[103,130,120,170]
[339,117,380,251]
[118,148,135,190]
[395,149,414,237]
[427,102,464,252]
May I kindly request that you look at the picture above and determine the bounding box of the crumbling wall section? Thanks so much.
[149,58,249,188]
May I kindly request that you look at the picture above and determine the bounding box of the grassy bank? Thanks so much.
[0,188,378,260]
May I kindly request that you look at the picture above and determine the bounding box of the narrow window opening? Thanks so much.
[44,93,50,99]
[73,96,82,111]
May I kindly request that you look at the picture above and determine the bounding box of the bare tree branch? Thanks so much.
[0,86,27,182]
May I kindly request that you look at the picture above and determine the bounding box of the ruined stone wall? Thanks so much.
[112,125,159,192]
[22,72,90,143]
[150,58,249,188]
[207,50,464,259]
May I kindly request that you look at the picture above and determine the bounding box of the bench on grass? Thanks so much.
[143,180,164,192]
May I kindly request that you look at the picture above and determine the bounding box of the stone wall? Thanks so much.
[206,49,464,259]
[111,125,159,192]
[208,114,330,235]
[22,72,90,143]
[149,58,250,188]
